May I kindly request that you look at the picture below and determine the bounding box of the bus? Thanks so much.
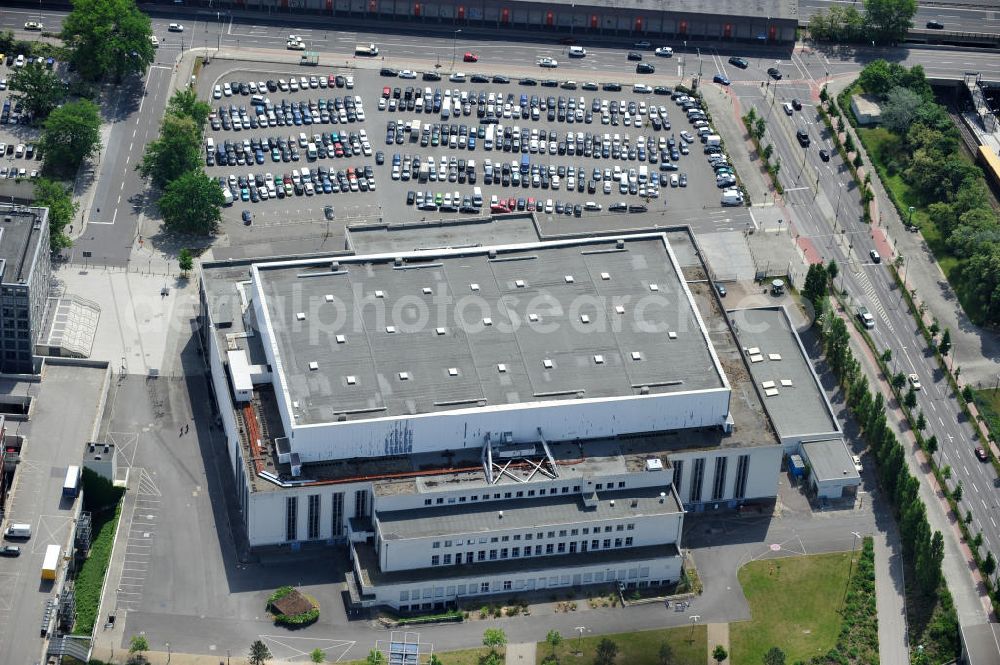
[62,465,80,498]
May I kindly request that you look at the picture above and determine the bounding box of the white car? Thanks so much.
[286,40,305,51]
[584,201,601,211]
[168,23,184,32]
[449,72,466,82]
[853,455,863,473]
[568,46,587,57]
[908,373,922,390]
[345,75,354,88]
[0,79,6,90]
[399,70,417,79]
[24,22,43,31]
[537,57,558,68]
[13,55,25,68]
[633,84,652,94]
[213,85,222,99]
[149,35,159,47]
[654,46,674,57]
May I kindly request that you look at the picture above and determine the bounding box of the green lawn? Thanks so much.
[538,625,706,665]
[974,388,1000,440]
[731,552,855,665]
[72,501,123,634]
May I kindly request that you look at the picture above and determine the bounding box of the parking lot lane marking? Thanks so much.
[973,482,980,493]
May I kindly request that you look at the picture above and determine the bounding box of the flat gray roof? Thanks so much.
[728,307,839,439]
[525,0,798,21]
[376,486,682,540]
[0,205,46,286]
[255,234,725,426]
[348,214,540,255]
[801,439,858,484]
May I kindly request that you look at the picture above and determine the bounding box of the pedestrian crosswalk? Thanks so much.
[855,267,894,333]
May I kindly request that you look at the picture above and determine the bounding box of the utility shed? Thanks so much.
[800,439,860,499]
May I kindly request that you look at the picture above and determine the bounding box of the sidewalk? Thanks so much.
[705,623,729,665]
[824,76,1000,386]
[838,306,993,626]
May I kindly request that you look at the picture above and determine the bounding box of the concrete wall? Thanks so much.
[669,444,781,508]
[247,480,367,545]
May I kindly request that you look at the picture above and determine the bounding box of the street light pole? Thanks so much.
[451,29,462,70]
[907,205,915,228]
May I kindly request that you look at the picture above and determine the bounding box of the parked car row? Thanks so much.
[0,166,40,180]
[0,141,37,159]
[219,165,376,204]
[479,159,669,197]
[409,189,484,213]
[214,74,357,99]
[1,97,34,125]
[210,95,367,131]
[208,130,373,167]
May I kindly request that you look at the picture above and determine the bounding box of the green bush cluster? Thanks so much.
[266,586,320,627]
[72,501,123,634]
[396,609,463,625]
[742,107,782,196]
[809,0,917,44]
[849,60,1000,325]
[808,539,879,664]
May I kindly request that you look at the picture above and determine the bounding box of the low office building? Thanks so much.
[201,224,786,610]
[0,204,50,374]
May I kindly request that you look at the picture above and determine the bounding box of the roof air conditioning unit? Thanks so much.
[488,249,497,259]
[394,257,403,266]
[331,261,340,272]
[616,239,625,249]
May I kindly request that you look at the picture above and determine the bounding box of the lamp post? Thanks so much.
[166,643,171,664]
[907,205,915,228]
[451,29,462,70]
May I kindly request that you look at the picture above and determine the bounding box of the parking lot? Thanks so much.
[0,57,45,181]
[200,60,736,233]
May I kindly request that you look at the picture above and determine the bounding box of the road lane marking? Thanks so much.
[972,482,979,493]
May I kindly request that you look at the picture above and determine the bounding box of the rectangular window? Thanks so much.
[285,496,298,541]
[490,549,498,560]
[443,554,452,564]
[561,486,569,493]
[559,530,567,537]
[501,548,508,558]
[627,523,635,531]
[571,529,578,536]
[618,481,625,488]
[573,485,580,491]
[433,542,441,548]
[528,490,536,496]
[431,555,440,566]
[504,492,512,498]
[604,526,612,533]
[603,539,611,548]
[626,537,634,546]
[712,456,728,501]
[591,539,599,549]
[581,541,588,552]
[307,494,320,540]
[546,543,554,554]
[354,489,368,518]
[557,542,565,553]
[512,546,520,557]
[501,535,509,542]
[547,531,555,538]
[616,524,624,531]
[583,528,589,535]
[614,538,623,548]
[471,495,478,501]
[424,499,432,506]
[689,457,706,503]
[525,534,532,541]
[503,580,512,591]
[481,582,490,593]
[569,542,577,553]
[445,540,452,547]
[331,492,344,538]
[467,552,475,564]
[673,459,684,499]
[513,534,521,541]
[478,550,486,561]
[516,491,523,498]
[534,545,542,555]
[734,454,750,500]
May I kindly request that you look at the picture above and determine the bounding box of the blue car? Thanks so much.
[713,73,730,86]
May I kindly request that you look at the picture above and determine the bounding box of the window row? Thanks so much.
[422,480,629,506]
[430,537,634,565]
[431,523,635,548]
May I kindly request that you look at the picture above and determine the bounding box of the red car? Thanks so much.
[975,446,989,462]
[527,197,536,211]
[382,86,391,98]
[463,52,479,63]
[507,197,517,210]
[490,204,510,213]
[327,74,337,87]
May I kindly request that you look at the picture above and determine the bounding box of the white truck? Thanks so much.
[355,43,379,56]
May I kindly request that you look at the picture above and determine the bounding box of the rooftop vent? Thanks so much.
[648,283,659,292]
[331,261,340,271]
[515,279,525,288]
[375,290,385,298]
[398,371,411,380]
[336,334,346,344]
[610,499,615,507]
[601,272,611,280]
[565,275,574,283]
[309,361,319,371]
[488,250,497,259]
[386,326,397,333]
[435,327,447,335]
[448,367,459,376]
[337,413,347,421]
[528,313,539,322]
[296,312,306,321]
[594,355,605,364]
[394,257,403,266]
[615,305,625,314]
[640,386,650,395]
[580,314,590,324]
[88,443,95,453]
[631,351,642,361]
[645,458,664,471]
[497,363,507,373]
[616,239,625,249]
[543,359,553,369]
[668,331,677,339]
[659,491,666,503]
[483,317,493,326]
[423,287,433,295]
[498,510,503,518]
[325,294,335,302]
[347,375,357,385]
[470,283,480,291]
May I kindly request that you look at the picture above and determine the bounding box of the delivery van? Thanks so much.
[4,523,31,539]
[472,186,483,206]
[721,189,744,206]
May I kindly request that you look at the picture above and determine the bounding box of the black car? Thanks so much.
[422,71,441,81]
[406,190,416,205]
[335,75,346,87]
[581,82,599,91]
[653,86,672,96]
[636,63,655,74]
[609,202,628,212]
[471,74,490,83]
[0,546,20,557]
[266,80,278,91]
[241,210,252,224]
[791,98,802,111]
[628,204,648,213]
[541,79,558,87]
[520,78,538,86]
[728,56,749,69]
[796,128,810,147]
[492,75,510,84]
[627,51,643,61]
[380,67,398,76]
[926,20,944,29]
[819,149,831,162]
[767,67,782,80]
[715,283,727,297]
[602,82,622,92]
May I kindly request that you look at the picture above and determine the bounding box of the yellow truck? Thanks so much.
[41,544,60,580]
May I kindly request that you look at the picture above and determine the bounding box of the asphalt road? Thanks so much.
[799,0,1000,35]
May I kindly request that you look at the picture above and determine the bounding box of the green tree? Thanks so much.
[32,178,77,250]
[962,385,974,403]
[853,153,864,168]
[892,372,906,389]
[985,551,997,576]
[826,259,839,283]
[713,645,728,663]
[478,653,503,665]
[40,99,101,175]
[483,628,508,652]
[429,656,444,665]
[166,87,212,133]
[929,319,940,337]
[925,435,938,457]
[178,248,194,275]
[904,387,917,409]
[973,531,983,548]
[763,647,786,665]
[939,328,952,356]
[9,61,67,119]
[762,143,774,161]
[595,638,618,665]
[139,114,203,189]
[310,648,325,664]
[61,0,155,81]
[157,169,224,235]
[546,630,563,660]
[248,640,272,665]
[881,348,892,363]
[129,634,149,657]
[916,411,927,432]
[864,0,917,43]
[803,262,829,312]
[753,117,766,141]
[366,650,385,665]
[880,86,924,134]
[658,642,674,665]
[953,481,963,502]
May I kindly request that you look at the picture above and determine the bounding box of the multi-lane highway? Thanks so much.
[800,0,1000,35]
